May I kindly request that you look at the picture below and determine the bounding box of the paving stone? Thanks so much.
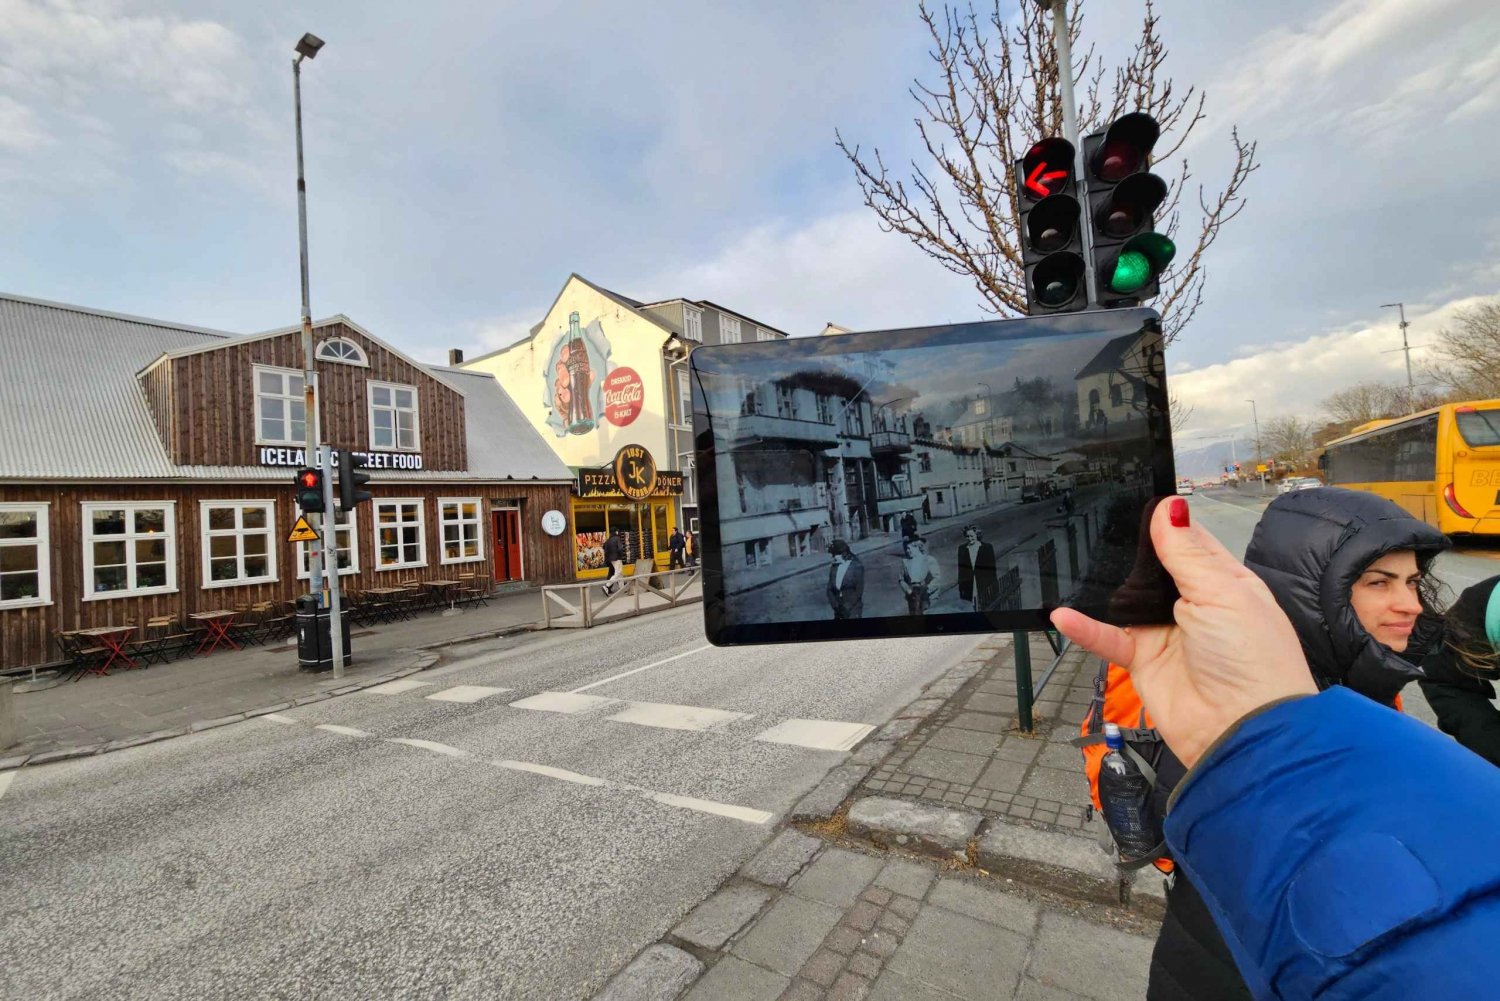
[876,911,909,936]
[1019,767,1087,807]
[885,906,1028,999]
[0,754,30,770]
[597,943,704,1001]
[928,877,1039,936]
[1015,978,1090,1000]
[976,819,1118,903]
[965,693,1018,714]
[844,900,881,932]
[993,737,1043,764]
[900,747,986,785]
[877,718,922,741]
[793,764,870,819]
[921,728,996,756]
[800,949,845,988]
[975,759,1028,793]
[1028,911,1154,999]
[860,927,900,959]
[684,954,790,1001]
[901,698,946,717]
[779,980,825,1001]
[1036,744,1081,770]
[743,829,824,888]
[947,711,1007,734]
[733,895,843,978]
[848,740,895,767]
[868,969,968,1001]
[846,797,982,859]
[846,952,881,979]
[822,926,863,956]
[827,971,872,1001]
[791,849,884,908]
[873,859,934,900]
[887,896,921,921]
[673,884,775,950]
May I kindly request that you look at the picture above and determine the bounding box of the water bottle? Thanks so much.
[1097,722,1162,860]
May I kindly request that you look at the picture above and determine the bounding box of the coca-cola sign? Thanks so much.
[603,367,645,427]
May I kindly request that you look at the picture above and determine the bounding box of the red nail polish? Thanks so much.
[1169,497,1190,527]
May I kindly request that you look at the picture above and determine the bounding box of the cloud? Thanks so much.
[0,95,48,152]
[1170,293,1495,436]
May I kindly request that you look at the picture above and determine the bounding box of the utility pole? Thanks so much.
[293,33,326,603]
[1247,399,1265,493]
[1031,0,1097,307]
[1381,302,1415,411]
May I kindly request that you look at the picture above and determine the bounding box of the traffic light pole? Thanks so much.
[319,445,346,678]
[1038,0,1099,306]
[294,51,325,602]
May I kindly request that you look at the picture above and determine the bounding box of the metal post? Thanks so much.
[319,446,346,677]
[1014,629,1035,733]
[1247,399,1264,492]
[1382,302,1415,411]
[294,53,324,600]
[1044,0,1097,305]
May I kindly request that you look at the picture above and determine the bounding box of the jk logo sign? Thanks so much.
[612,445,657,501]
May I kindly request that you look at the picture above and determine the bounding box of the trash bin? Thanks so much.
[296,593,351,672]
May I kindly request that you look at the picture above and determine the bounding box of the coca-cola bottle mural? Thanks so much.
[563,311,595,435]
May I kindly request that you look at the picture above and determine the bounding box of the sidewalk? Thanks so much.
[597,635,1164,1000]
[0,590,545,766]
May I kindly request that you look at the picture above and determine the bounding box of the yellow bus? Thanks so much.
[1320,399,1500,536]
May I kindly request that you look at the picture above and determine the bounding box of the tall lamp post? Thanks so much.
[293,32,325,597]
[1247,399,1264,492]
[1380,302,1416,412]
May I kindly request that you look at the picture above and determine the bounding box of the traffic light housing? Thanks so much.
[1015,137,1087,315]
[337,449,373,510]
[296,468,325,513]
[1083,113,1175,307]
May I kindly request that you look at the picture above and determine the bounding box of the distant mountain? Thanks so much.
[1173,437,1257,481]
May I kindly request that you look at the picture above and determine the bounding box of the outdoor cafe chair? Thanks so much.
[56,630,108,682]
[139,615,197,663]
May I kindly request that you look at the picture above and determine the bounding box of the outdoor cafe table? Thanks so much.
[189,610,240,655]
[366,586,413,621]
[422,579,462,610]
[77,625,138,675]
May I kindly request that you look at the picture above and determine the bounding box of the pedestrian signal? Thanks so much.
[1083,113,1175,306]
[1016,137,1087,315]
[295,467,325,514]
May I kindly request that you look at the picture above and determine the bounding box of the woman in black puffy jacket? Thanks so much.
[1146,487,1449,1001]
[1421,575,1500,766]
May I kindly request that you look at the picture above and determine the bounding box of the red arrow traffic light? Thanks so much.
[1021,138,1074,199]
[1025,161,1069,198]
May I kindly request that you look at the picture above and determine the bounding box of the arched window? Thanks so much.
[315,337,368,366]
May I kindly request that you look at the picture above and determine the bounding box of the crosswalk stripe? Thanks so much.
[606,701,752,732]
[426,685,511,703]
[364,678,431,695]
[754,719,876,752]
[315,724,370,738]
[646,790,773,825]
[387,738,468,757]
[0,770,16,804]
[493,759,608,787]
[509,691,618,715]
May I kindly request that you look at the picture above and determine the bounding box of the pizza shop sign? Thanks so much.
[258,447,424,470]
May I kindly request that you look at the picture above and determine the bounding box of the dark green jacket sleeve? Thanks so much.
[1419,647,1500,767]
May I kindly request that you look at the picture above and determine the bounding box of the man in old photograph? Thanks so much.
[827,541,865,619]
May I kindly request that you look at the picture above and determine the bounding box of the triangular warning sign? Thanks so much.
[287,516,319,543]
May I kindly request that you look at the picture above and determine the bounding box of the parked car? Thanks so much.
[1176,479,1195,496]
[1278,476,1322,493]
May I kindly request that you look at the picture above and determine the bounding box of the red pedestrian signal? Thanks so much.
[296,467,325,513]
[1016,136,1087,315]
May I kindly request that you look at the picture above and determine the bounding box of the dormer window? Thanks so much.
[315,337,368,366]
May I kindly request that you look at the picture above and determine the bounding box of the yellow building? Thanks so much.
[460,274,789,578]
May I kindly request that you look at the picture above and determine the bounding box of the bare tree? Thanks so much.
[1169,392,1193,434]
[1262,415,1315,464]
[1320,381,1409,429]
[1426,299,1500,400]
[836,0,1258,345]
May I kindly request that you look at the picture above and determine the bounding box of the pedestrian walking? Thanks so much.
[921,495,931,523]
[900,511,918,541]
[898,537,938,615]
[601,529,627,595]
[826,540,864,619]
[955,525,998,609]
[667,527,686,570]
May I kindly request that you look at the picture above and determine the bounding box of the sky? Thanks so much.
[2,0,1497,452]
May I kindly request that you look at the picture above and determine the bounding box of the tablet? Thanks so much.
[690,308,1179,645]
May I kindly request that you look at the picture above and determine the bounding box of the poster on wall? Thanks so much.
[543,311,646,437]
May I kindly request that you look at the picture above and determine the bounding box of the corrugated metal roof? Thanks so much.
[0,292,572,484]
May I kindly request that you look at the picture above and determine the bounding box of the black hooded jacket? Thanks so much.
[1242,487,1450,705]
[1420,575,1500,766]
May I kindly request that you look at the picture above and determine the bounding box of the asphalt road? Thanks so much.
[0,608,979,1001]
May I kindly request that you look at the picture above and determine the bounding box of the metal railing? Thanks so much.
[541,565,703,629]
[1013,628,1073,734]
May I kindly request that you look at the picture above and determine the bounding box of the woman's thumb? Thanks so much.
[1150,498,1245,601]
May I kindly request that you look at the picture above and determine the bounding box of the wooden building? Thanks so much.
[0,293,576,673]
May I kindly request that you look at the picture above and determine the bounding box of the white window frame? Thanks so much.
[683,306,703,342]
[720,315,742,344]
[374,497,427,570]
[369,381,421,452]
[315,337,369,367]
[0,502,51,609]
[82,501,178,600]
[298,508,360,579]
[756,325,777,342]
[438,497,485,565]
[254,365,307,446]
[200,501,278,588]
[678,452,697,507]
[675,369,693,428]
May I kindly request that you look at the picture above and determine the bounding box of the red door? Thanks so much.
[493,510,523,582]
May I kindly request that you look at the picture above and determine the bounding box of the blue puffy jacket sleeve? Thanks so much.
[1164,687,1500,1000]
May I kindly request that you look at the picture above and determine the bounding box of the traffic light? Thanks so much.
[337,449,373,510]
[296,467,325,513]
[1015,136,1087,315]
[1083,112,1175,307]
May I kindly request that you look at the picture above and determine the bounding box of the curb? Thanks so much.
[0,649,442,771]
[411,621,543,651]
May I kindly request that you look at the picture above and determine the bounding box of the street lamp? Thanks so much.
[1247,399,1264,491]
[1380,302,1416,412]
[293,32,325,590]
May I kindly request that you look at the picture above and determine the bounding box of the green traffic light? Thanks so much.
[1110,251,1152,293]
